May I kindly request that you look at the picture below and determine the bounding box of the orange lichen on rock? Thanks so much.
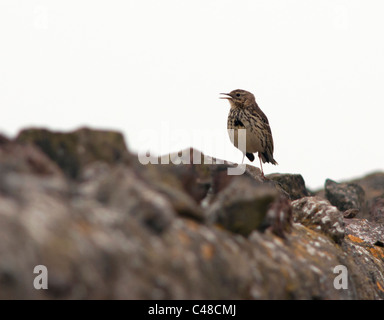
[347,235,364,243]
[201,243,214,260]
[177,231,191,245]
[377,281,384,292]
[369,247,384,260]
[186,219,199,231]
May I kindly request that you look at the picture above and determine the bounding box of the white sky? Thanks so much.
[1,0,383,190]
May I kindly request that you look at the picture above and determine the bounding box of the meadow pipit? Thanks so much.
[220,89,277,177]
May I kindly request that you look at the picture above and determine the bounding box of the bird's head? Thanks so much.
[220,89,255,108]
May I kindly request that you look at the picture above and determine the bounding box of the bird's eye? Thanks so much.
[236,93,241,97]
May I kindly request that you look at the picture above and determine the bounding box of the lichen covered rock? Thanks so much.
[206,175,280,236]
[16,127,130,179]
[0,128,383,299]
[267,173,310,200]
[325,179,365,215]
[292,196,345,243]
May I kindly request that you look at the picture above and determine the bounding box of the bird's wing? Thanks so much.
[234,118,245,127]
[246,108,276,155]
[234,114,252,129]
[254,102,270,124]
[228,109,248,129]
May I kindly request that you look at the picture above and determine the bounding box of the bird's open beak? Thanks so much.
[220,93,232,99]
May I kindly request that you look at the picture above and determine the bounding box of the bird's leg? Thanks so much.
[258,154,265,179]
[241,153,245,164]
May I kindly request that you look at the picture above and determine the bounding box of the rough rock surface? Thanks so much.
[206,174,280,236]
[16,127,130,179]
[325,179,366,216]
[0,127,383,299]
[350,172,384,221]
[292,197,345,243]
[267,173,310,200]
[350,172,384,202]
[369,197,384,224]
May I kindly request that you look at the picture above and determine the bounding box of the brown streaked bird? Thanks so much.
[220,89,278,177]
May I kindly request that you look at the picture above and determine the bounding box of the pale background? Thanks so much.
[1,0,383,190]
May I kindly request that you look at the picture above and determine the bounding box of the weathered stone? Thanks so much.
[207,164,241,199]
[263,196,293,238]
[0,134,10,144]
[16,127,130,179]
[0,138,68,202]
[350,172,384,203]
[369,197,384,224]
[206,175,280,236]
[325,179,365,214]
[267,173,310,200]
[0,138,62,177]
[95,166,176,233]
[0,128,383,299]
[244,165,264,182]
[347,171,384,219]
[202,163,268,206]
[135,162,205,221]
[344,208,359,219]
[342,217,384,299]
[292,196,345,243]
[344,218,384,247]
[0,214,42,299]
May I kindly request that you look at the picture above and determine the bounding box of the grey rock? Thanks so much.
[369,197,384,224]
[344,208,359,219]
[263,196,293,238]
[16,127,130,179]
[206,174,280,237]
[344,218,384,246]
[292,196,345,243]
[136,162,205,221]
[350,172,384,203]
[325,179,365,215]
[95,166,176,234]
[0,128,383,300]
[267,173,310,200]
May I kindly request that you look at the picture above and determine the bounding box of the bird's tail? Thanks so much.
[260,152,278,165]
